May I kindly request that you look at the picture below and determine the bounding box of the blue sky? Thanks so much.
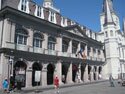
[34,0,125,32]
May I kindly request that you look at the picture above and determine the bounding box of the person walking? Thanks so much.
[54,75,59,94]
[9,75,15,92]
[2,78,9,93]
[109,74,115,87]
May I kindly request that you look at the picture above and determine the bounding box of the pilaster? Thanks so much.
[26,69,32,87]
[66,63,73,83]
[68,40,72,53]
[84,65,89,82]
[90,66,94,81]
[54,60,62,84]
[41,64,47,86]
[27,28,33,47]
[56,35,62,52]
[42,33,48,49]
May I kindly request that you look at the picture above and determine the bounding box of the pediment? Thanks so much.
[64,25,87,37]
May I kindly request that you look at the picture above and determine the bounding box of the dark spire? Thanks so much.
[103,0,114,13]
[104,0,115,26]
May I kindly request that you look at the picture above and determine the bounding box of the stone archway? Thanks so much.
[47,63,55,85]
[72,64,78,82]
[14,61,27,87]
[32,62,42,86]
[88,65,91,81]
[62,63,69,83]
[94,66,97,80]
[99,66,102,74]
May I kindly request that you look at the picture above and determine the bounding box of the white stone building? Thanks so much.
[0,0,124,88]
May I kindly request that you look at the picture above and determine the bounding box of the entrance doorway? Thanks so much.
[62,64,69,83]
[14,61,27,87]
[72,64,78,82]
[32,62,42,86]
[47,63,55,85]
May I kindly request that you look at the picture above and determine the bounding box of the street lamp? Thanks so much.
[9,56,14,76]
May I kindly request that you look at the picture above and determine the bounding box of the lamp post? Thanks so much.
[9,56,14,76]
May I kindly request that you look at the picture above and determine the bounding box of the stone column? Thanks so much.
[26,62,32,87]
[91,47,93,57]
[41,64,47,86]
[90,66,94,81]
[85,45,87,56]
[77,42,81,52]
[78,64,82,82]
[66,63,73,83]
[76,42,81,58]
[68,40,72,53]
[84,65,89,82]
[54,60,62,84]
[56,36,62,54]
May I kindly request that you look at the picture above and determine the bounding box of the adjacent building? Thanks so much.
[0,0,124,88]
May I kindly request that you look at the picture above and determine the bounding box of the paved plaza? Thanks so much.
[0,81,125,94]
[38,81,125,94]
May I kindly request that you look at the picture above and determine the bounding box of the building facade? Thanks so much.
[0,0,124,88]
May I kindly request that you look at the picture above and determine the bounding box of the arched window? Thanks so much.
[33,33,43,48]
[110,30,113,36]
[15,29,28,45]
[105,31,108,37]
[48,36,56,50]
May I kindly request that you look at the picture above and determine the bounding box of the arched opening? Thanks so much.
[98,66,102,79]
[14,61,27,87]
[47,63,55,85]
[32,62,42,86]
[72,64,78,82]
[94,66,97,80]
[62,64,69,83]
[81,63,86,81]
[88,66,91,81]
[99,66,102,74]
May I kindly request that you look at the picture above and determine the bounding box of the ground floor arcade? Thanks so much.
[0,50,104,88]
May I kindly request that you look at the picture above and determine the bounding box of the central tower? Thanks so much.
[101,0,120,79]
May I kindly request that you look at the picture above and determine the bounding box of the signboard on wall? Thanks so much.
[35,71,41,82]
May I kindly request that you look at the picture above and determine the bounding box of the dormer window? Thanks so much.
[90,30,92,38]
[37,6,41,17]
[21,0,27,11]
[50,12,54,22]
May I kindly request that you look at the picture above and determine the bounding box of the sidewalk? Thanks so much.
[0,80,107,93]
[21,80,107,93]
